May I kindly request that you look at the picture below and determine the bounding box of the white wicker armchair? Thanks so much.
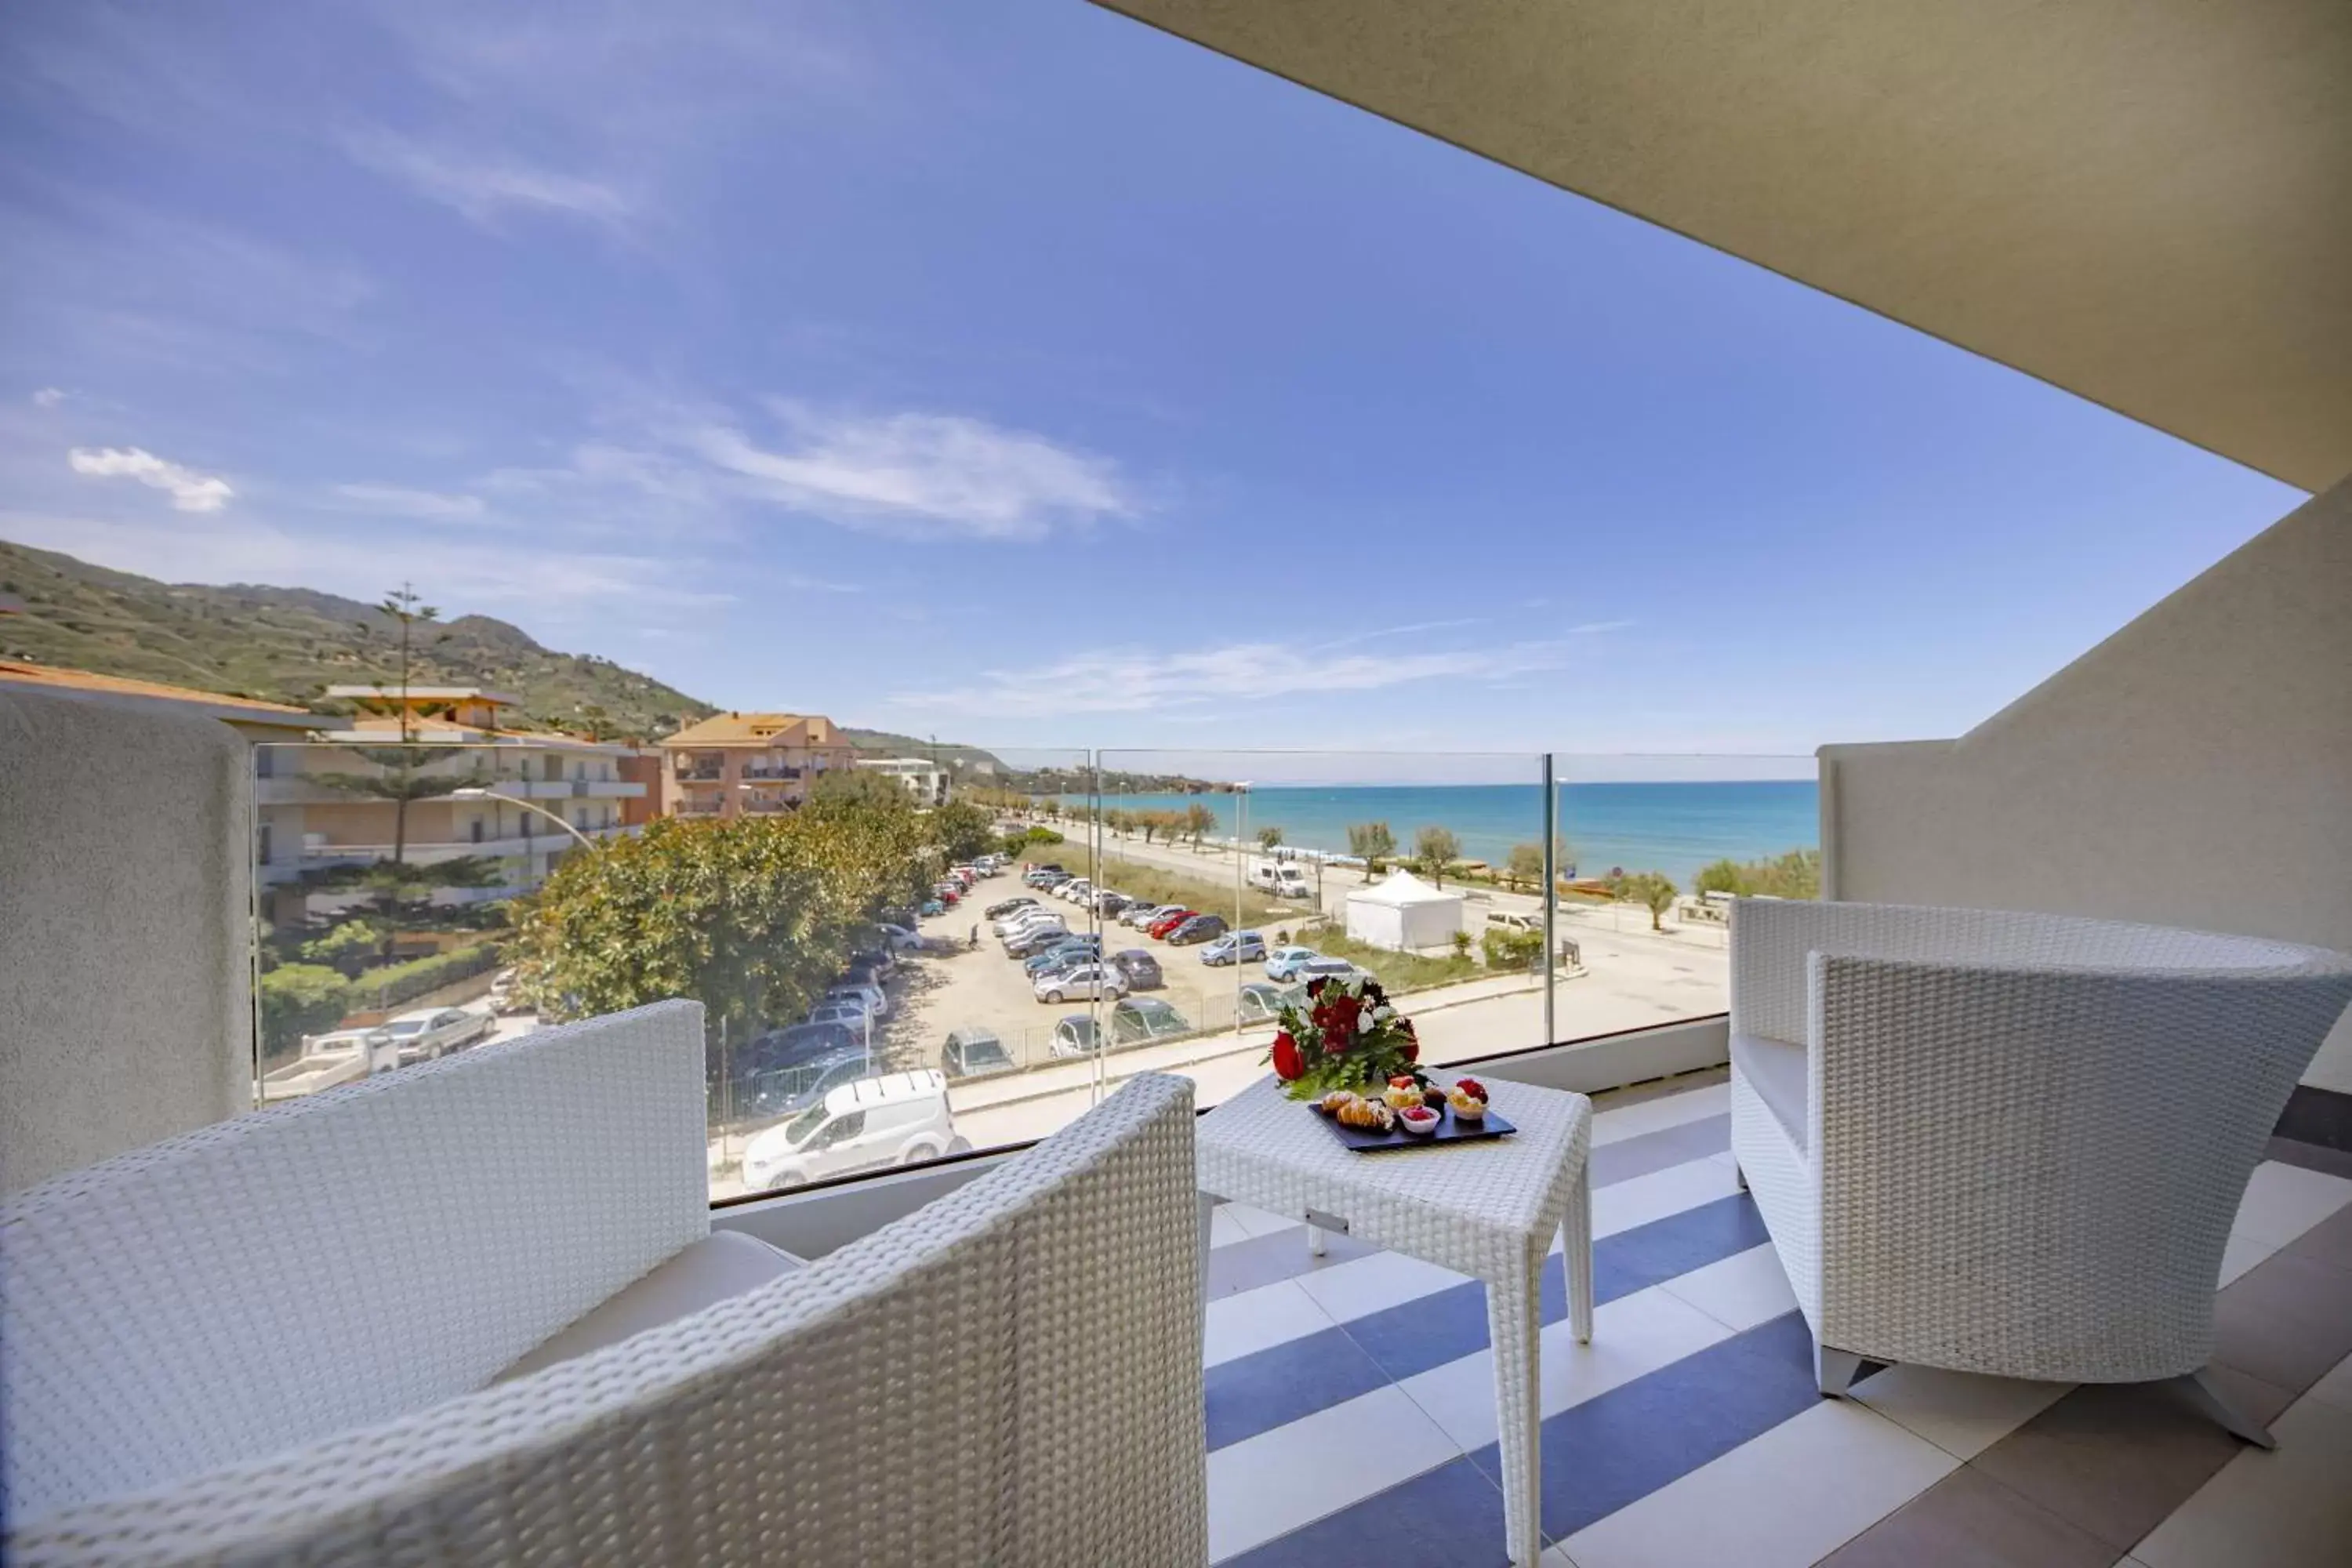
[1728,900,2352,1440]
[2,1000,1207,1565]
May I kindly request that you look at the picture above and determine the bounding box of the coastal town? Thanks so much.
[0,648,1784,1198]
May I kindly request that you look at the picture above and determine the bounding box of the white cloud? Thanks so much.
[31,387,68,408]
[67,445,233,513]
[329,482,485,520]
[892,635,1605,717]
[685,406,1136,540]
[344,132,633,230]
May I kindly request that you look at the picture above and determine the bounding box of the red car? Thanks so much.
[1147,909,1196,940]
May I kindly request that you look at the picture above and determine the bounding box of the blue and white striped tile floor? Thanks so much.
[1200,1076,2352,1567]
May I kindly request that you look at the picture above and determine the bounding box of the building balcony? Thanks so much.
[740,766,803,782]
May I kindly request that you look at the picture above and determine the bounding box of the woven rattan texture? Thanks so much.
[1730,900,2352,1382]
[6,1071,1206,1567]
[2,1000,710,1527]
[1196,1074,1592,1282]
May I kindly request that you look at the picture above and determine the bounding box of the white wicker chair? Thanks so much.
[2,999,1207,1566]
[1728,900,2352,1443]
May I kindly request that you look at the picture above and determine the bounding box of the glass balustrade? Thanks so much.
[250,740,1818,1203]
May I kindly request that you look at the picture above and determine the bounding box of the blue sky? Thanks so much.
[0,0,2307,758]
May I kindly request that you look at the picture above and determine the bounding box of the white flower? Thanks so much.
[1374,1006,1395,1022]
[1357,1010,1374,1034]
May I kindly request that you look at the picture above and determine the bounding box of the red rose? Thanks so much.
[1271,1031,1304,1080]
[1401,1037,1420,1063]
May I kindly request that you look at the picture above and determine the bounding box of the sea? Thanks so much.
[1052,780,1818,887]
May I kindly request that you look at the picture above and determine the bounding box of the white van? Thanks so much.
[740,1069,955,1191]
[1249,861,1314,899]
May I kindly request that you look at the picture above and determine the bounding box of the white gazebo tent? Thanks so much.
[1344,869,1465,953]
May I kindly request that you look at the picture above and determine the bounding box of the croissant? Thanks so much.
[1338,1098,1394,1132]
[1319,1090,1363,1117]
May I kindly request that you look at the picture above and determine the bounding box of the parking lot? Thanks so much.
[886,866,1272,1079]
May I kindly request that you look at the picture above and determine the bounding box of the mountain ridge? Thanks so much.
[0,537,716,737]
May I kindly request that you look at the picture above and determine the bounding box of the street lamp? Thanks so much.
[448,786,598,849]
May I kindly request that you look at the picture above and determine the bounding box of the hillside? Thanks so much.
[0,538,717,737]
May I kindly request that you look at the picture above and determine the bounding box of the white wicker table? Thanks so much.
[1196,1074,1593,1567]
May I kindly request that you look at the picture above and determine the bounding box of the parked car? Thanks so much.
[261,1027,401,1101]
[1235,981,1288,1025]
[985,896,1036,920]
[1007,924,1075,958]
[1023,934,1102,973]
[1035,962,1128,1004]
[997,906,1067,937]
[802,1004,874,1042]
[1109,949,1163,989]
[1050,1016,1099,1057]
[1265,946,1325,982]
[875,922,920,951]
[1486,909,1541,934]
[1000,916,1068,948]
[1146,909,1197,940]
[941,1028,1016,1080]
[739,1070,956,1190]
[743,1022,860,1070]
[1025,868,1069,889]
[826,981,889,1020]
[741,1041,873,1119]
[376,1006,492,1066]
[1290,956,1366,984]
[1198,929,1263,964]
[1122,902,1174,929]
[1165,913,1230,946]
[1110,997,1192,1044]
[920,898,946,917]
[1059,879,1094,904]
[931,884,961,906]
[1093,891,1132,916]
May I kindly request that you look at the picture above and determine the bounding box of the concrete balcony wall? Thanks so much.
[1820,474,2352,1090]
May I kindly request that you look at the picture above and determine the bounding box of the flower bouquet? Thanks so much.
[1265,971,1424,1101]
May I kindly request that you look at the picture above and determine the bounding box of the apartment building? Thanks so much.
[656,711,857,818]
[855,755,949,807]
[289,686,646,897]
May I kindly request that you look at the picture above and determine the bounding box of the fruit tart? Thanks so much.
[1446,1079,1488,1121]
[1381,1074,1425,1112]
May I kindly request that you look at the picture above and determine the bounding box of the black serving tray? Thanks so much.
[1316,1102,1517,1152]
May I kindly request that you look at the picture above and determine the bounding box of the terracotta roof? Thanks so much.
[0,660,314,718]
[661,710,840,746]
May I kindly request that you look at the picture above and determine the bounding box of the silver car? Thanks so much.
[374,1006,491,1066]
[1033,961,1129,1004]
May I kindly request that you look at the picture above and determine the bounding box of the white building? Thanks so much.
[856,756,949,807]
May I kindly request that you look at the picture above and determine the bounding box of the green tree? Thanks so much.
[929,800,997,862]
[258,964,355,1063]
[1257,825,1284,850]
[1184,801,1216,846]
[1505,842,1544,891]
[1346,821,1396,879]
[1414,826,1462,887]
[1608,870,1679,931]
[810,767,916,810]
[1483,925,1545,971]
[1693,848,1821,901]
[511,800,931,1045]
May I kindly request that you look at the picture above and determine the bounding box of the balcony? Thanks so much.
[741,765,803,782]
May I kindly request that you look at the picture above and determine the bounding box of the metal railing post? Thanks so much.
[1541,753,1558,1047]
